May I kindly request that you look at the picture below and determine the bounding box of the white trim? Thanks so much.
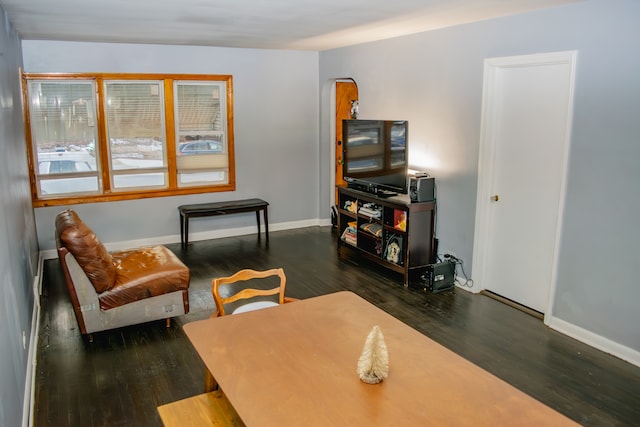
[23,254,43,427]
[546,314,640,368]
[545,50,577,320]
[472,50,578,314]
[469,54,499,294]
[317,218,332,227]
[41,218,328,260]
[327,80,337,209]
[170,218,323,249]
[29,213,640,427]
[324,78,358,215]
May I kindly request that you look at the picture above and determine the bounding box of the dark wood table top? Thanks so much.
[184,291,579,426]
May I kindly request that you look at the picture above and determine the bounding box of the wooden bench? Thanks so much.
[178,198,269,247]
[157,390,245,427]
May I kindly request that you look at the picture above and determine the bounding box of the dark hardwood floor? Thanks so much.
[34,226,640,426]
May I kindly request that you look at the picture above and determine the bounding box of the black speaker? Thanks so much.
[409,176,435,202]
[426,261,456,293]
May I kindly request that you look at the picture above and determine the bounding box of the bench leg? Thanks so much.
[255,210,261,240]
[179,213,185,247]
[184,215,190,247]
[263,207,269,243]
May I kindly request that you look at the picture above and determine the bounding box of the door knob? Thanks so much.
[491,195,499,202]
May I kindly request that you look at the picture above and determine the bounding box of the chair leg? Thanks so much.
[166,318,171,328]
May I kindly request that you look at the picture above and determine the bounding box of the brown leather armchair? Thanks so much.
[55,209,190,340]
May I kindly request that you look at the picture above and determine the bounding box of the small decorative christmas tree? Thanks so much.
[357,325,389,384]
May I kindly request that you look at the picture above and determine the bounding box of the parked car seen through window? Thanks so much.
[178,140,223,155]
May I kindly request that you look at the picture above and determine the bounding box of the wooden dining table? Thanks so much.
[183,291,579,426]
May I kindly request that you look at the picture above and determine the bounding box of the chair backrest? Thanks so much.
[55,208,117,293]
[212,268,287,316]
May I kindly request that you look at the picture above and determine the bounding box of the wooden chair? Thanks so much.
[157,389,244,427]
[211,268,297,317]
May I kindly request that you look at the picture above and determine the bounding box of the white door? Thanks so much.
[472,51,576,314]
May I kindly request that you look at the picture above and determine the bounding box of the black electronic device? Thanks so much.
[409,176,435,202]
[342,119,408,196]
[425,261,455,293]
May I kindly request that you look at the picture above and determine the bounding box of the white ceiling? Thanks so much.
[1,0,582,51]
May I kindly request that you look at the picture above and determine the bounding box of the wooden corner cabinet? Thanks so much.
[336,185,436,286]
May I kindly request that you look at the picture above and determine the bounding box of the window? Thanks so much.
[26,80,101,197]
[104,80,167,190]
[174,81,229,187]
[22,72,235,207]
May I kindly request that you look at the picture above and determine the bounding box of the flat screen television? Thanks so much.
[342,119,408,196]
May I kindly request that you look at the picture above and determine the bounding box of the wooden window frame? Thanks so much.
[21,72,235,208]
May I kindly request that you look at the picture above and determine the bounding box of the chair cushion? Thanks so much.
[98,245,190,310]
[55,209,117,293]
[232,300,279,314]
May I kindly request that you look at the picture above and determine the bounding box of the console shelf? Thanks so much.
[336,185,436,286]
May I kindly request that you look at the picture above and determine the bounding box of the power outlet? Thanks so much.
[442,250,457,260]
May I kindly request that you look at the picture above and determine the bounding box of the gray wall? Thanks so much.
[319,0,640,355]
[11,6,640,416]
[0,5,39,426]
[22,41,320,251]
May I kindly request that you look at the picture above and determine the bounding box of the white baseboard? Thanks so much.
[30,218,327,423]
[473,282,640,369]
[164,218,323,250]
[317,218,332,227]
[30,226,640,423]
[546,314,640,368]
[23,254,43,427]
[41,218,329,260]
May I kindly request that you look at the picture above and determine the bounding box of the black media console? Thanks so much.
[336,185,436,286]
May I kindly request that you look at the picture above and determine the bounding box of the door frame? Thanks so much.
[326,79,358,209]
[471,51,577,320]
[335,81,359,192]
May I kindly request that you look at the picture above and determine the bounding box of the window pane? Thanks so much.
[104,81,167,190]
[175,81,228,186]
[178,171,227,186]
[112,172,166,189]
[27,80,100,196]
[40,176,100,196]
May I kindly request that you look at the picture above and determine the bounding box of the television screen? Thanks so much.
[342,119,408,195]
